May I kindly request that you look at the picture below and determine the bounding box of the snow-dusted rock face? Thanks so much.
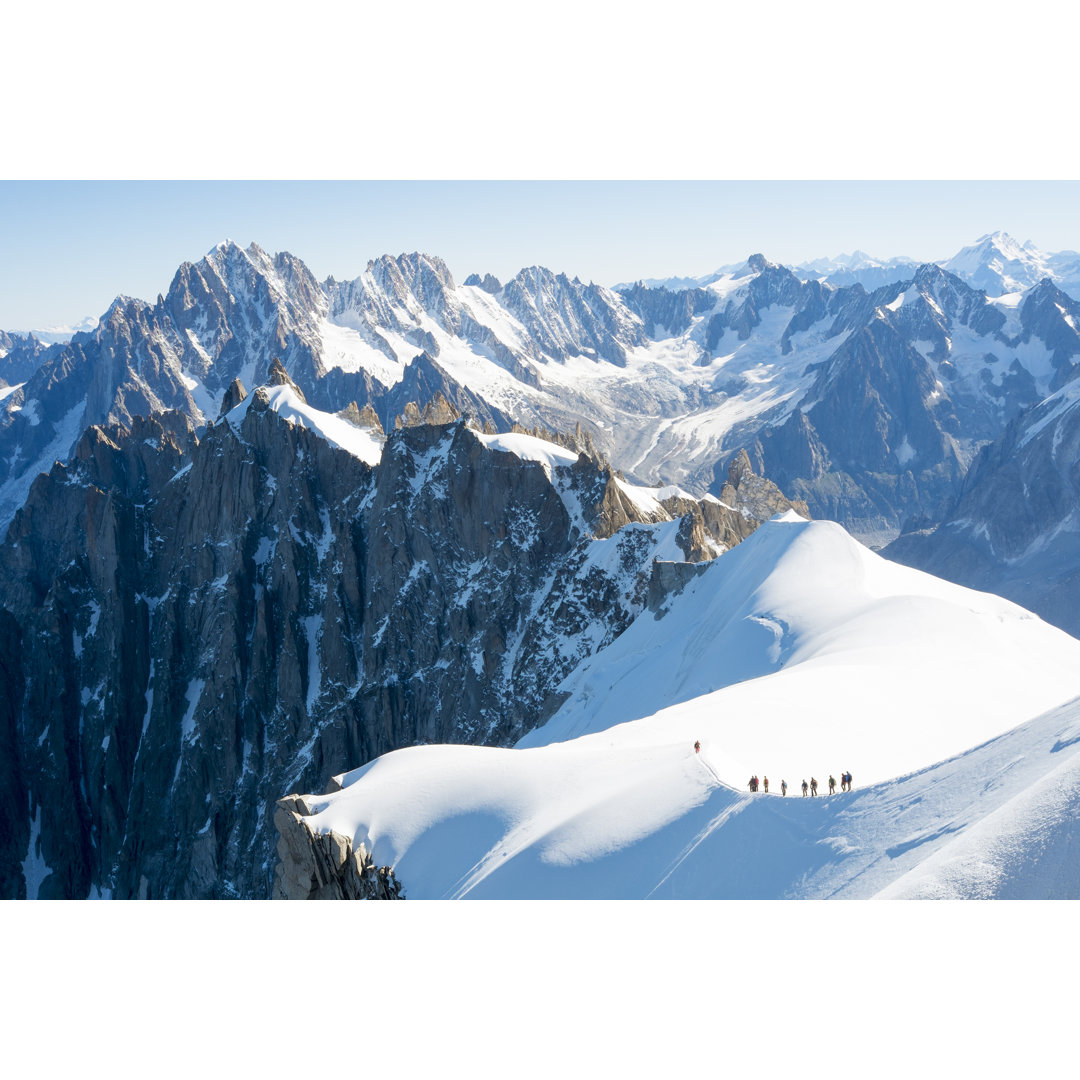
[885,374,1080,638]
[162,242,327,394]
[0,241,331,527]
[715,265,1080,544]
[616,282,716,339]
[499,266,646,367]
[0,384,803,899]
[0,330,51,387]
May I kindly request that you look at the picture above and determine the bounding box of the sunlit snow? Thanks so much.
[473,430,580,472]
[293,514,1080,899]
[228,383,383,464]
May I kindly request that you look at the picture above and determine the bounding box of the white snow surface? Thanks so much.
[293,514,1080,898]
[612,477,670,518]
[21,805,50,900]
[473,430,580,473]
[318,317,404,387]
[181,679,205,742]
[227,383,383,465]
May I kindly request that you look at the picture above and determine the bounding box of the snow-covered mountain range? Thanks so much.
[620,232,1080,299]
[627,251,924,294]
[19,317,100,346]
[4,236,1080,549]
[941,232,1080,298]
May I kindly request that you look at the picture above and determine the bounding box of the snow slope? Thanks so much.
[290,513,1080,898]
[225,383,384,464]
[518,512,1080,781]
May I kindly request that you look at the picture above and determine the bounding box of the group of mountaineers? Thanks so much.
[747,771,852,796]
[693,743,852,798]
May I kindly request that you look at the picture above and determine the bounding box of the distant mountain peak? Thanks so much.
[943,232,1056,297]
[208,237,243,257]
[976,229,1030,247]
[22,315,99,345]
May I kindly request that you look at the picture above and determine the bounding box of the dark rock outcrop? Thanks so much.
[464,272,502,295]
[218,377,247,418]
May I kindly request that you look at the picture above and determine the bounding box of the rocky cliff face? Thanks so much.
[619,282,717,339]
[0,380,806,899]
[499,266,646,367]
[746,315,966,541]
[0,242,331,526]
[884,373,1080,638]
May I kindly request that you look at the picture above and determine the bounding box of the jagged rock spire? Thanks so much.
[266,357,306,403]
[393,391,461,429]
[218,377,248,418]
[337,401,385,435]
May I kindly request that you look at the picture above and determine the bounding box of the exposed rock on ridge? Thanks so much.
[273,793,402,899]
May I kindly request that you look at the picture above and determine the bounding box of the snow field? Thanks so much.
[294,513,1080,898]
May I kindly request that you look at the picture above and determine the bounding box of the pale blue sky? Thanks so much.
[4,180,1080,331]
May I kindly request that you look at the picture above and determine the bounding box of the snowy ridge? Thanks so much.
[289,514,1080,898]
[1018,375,1080,448]
[525,513,1080,777]
[473,430,580,472]
[612,477,668,517]
[225,382,384,464]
